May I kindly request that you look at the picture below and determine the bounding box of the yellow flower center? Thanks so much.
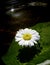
[23,33,32,40]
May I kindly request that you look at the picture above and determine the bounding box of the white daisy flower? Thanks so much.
[15,28,40,47]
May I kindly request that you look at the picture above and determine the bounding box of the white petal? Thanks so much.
[18,40,24,46]
[28,41,34,47]
[25,29,35,35]
[33,40,37,44]
[35,36,40,40]
[18,29,24,34]
[15,38,22,42]
[30,38,37,44]
[24,41,29,46]
[32,33,38,36]
[24,28,30,33]
[35,37,39,41]
[24,28,29,31]
[32,30,39,35]
[32,34,40,41]
[15,33,22,38]
[28,42,34,47]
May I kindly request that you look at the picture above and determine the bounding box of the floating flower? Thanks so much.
[15,28,40,47]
